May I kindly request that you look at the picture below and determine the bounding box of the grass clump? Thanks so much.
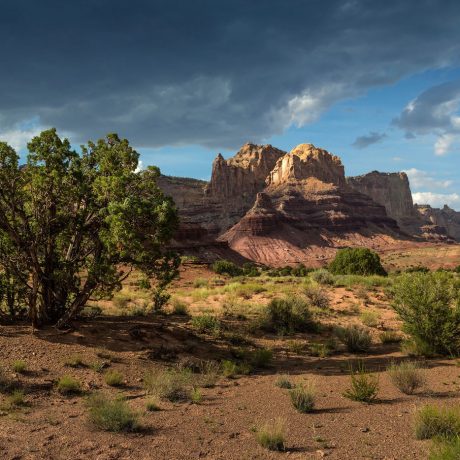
[360,311,380,328]
[87,393,139,432]
[289,383,315,413]
[104,370,124,387]
[255,418,286,451]
[146,398,160,412]
[259,296,316,335]
[329,247,387,276]
[193,278,209,288]
[392,272,460,356]
[310,269,335,285]
[304,285,330,309]
[380,330,402,344]
[275,375,293,389]
[249,348,273,369]
[56,375,82,395]
[7,390,27,407]
[387,361,426,395]
[415,405,460,440]
[429,437,460,460]
[64,355,86,368]
[191,314,220,335]
[336,325,372,352]
[143,367,194,402]
[309,341,332,358]
[171,298,189,316]
[343,363,379,403]
[11,360,27,374]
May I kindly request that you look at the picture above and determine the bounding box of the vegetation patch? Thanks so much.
[415,405,460,440]
[343,363,379,403]
[336,325,372,352]
[56,375,82,395]
[289,383,316,413]
[104,370,124,387]
[387,361,425,395]
[255,418,286,451]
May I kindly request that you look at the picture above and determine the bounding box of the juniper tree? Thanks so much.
[0,129,179,327]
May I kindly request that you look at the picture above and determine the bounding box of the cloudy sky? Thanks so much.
[1,0,460,209]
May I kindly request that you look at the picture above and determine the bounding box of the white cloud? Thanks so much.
[434,133,456,156]
[0,127,43,151]
[412,192,460,210]
[404,168,453,189]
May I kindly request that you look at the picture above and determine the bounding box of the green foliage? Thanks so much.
[429,437,460,460]
[379,331,402,344]
[392,272,460,356]
[387,361,425,395]
[289,383,316,412]
[191,314,221,335]
[249,348,273,368]
[143,367,195,402]
[329,248,387,276]
[171,299,189,316]
[87,393,139,432]
[146,399,160,412]
[104,370,124,387]
[336,325,372,352]
[255,418,286,451]
[415,405,460,440]
[56,375,82,395]
[0,129,179,327]
[7,389,27,407]
[212,259,243,277]
[275,375,293,389]
[343,363,379,403]
[64,355,86,368]
[260,296,316,335]
[310,269,335,285]
[267,264,311,277]
[360,311,380,328]
[11,360,27,374]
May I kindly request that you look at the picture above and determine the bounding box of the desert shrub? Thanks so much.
[64,355,86,368]
[387,361,425,395]
[221,360,239,378]
[56,375,82,395]
[255,418,286,451]
[343,363,379,403]
[406,266,430,274]
[11,360,27,374]
[310,269,335,285]
[87,393,139,432]
[275,375,293,389]
[289,383,315,413]
[380,331,402,344]
[212,259,243,277]
[329,248,387,276]
[455,265,460,274]
[304,285,330,309]
[7,389,27,407]
[143,367,194,402]
[287,340,306,354]
[309,341,333,358]
[146,399,160,412]
[104,370,124,387]
[249,348,273,368]
[335,325,372,352]
[360,311,380,328]
[193,278,209,288]
[80,304,103,318]
[260,296,316,335]
[242,262,261,277]
[137,276,151,289]
[415,405,460,440]
[191,314,220,335]
[392,272,460,356]
[429,437,460,460]
[171,298,189,316]
[196,360,221,388]
[190,387,202,404]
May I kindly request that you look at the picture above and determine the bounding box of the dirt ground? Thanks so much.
[0,243,459,460]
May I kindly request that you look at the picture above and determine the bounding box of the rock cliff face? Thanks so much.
[415,204,460,241]
[347,171,420,234]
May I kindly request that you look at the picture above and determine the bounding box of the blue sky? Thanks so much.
[1,1,460,209]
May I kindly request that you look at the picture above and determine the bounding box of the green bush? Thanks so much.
[329,248,387,276]
[87,393,139,432]
[260,296,316,335]
[212,259,243,277]
[415,405,460,440]
[336,325,372,352]
[104,370,124,387]
[392,272,460,356]
[191,314,221,335]
[11,360,27,374]
[255,418,286,451]
[343,363,378,403]
[56,375,82,395]
[310,269,335,285]
[289,383,315,413]
[429,437,460,460]
[387,361,426,395]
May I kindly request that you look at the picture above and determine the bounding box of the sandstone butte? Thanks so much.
[157,142,460,266]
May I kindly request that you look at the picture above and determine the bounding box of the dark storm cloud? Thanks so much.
[393,79,460,154]
[1,0,460,149]
[352,131,387,149]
